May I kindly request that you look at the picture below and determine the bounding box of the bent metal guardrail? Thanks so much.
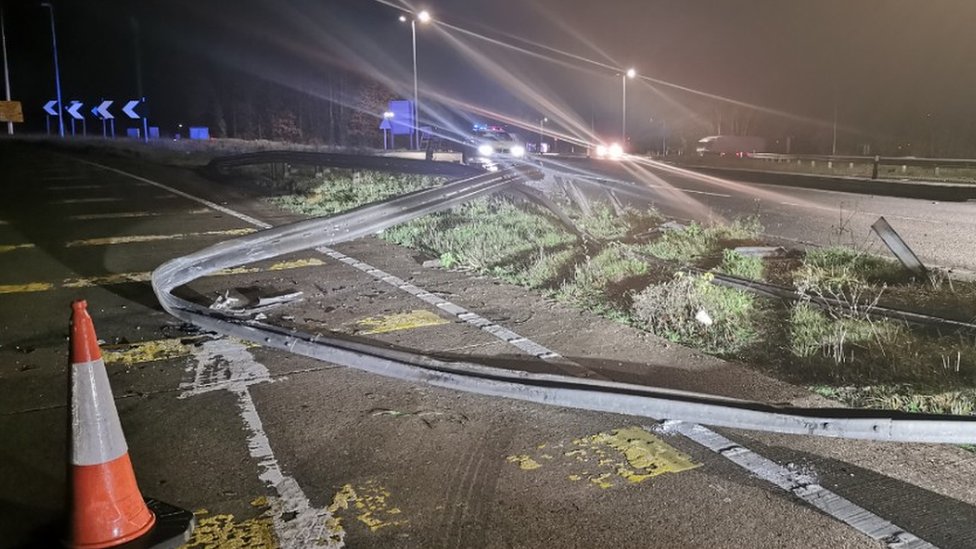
[152,161,976,444]
[205,150,483,178]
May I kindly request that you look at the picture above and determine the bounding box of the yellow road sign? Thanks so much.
[0,101,24,123]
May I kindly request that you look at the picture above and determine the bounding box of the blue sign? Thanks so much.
[388,100,414,136]
[189,127,210,140]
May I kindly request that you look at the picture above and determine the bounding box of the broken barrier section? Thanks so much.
[151,163,976,445]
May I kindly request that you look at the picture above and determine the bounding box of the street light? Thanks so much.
[400,10,431,150]
[622,68,636,145]
[1,7,13,135]
[41,2,64,138]
[538,116,548,152]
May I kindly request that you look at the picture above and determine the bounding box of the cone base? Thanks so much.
[70,454,156,549]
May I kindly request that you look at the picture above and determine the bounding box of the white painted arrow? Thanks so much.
[122,99,141,119]
[43,100,58,116]
[96,100,114,120]
[65,101,84,120]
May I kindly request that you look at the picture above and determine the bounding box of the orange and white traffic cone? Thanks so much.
[67,300,193,548]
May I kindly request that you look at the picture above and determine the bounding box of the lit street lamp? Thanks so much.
[41,2,64,138]
[400,10,431,150]
[622,68,636,145]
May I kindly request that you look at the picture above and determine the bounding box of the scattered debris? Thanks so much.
[658,220,687,232]
[871,216,927,277]
[209,289,304,318]
[733,246,787,258]
[695,310,714,326]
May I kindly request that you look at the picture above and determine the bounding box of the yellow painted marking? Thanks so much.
[102,338,198,366]
[0,282,54,294]
[62,272,152,288]
[179,511,277,549]
[506,426,699,489]
[55,197,121,204]
[0,243,35,253]
[354,309,449,335]
[217,258,326,276]
[66,228,256,247]
[327,481,407,533]
[69,208,211,220]
[506,455,542,471]
[0,257,324,295]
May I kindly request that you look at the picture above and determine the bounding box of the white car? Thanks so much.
[465,126,526,166]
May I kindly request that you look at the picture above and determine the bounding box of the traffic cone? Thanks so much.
[67,300,194,548]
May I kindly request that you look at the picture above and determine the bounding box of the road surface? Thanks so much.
[1,141,975,548]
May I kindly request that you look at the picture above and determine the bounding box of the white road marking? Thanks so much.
[83,158,935,548]
[180,339,343,548]
[662,421,935,549]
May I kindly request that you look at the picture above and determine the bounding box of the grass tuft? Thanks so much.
[717,249,764,280]
[631,272,758,354]
[642,216,763,262]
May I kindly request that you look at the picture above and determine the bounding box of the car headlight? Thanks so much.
[595,145,608,158]
[608,143,623,159]
[477,144,494,157]
[510,145,525,158]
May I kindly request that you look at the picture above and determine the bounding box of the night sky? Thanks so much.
[3,0,975,154]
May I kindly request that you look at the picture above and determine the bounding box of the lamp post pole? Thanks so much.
[538,116,547,152]
[622,68,635,145]
[402,11,430,150]
[411,19,419,150]
[1,7,13,135]
[41,2,64,138]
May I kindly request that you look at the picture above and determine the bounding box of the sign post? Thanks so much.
[66,100,84,136]
[122,98,147,143]
[0,100,22,127]
[95,100,114,138]
[43,100,58,135]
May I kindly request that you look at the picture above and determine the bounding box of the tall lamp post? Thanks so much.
[1,6,13,135]
[41,2,64,138]
[622,68,636,146]
[538,116,547,152]
[399,10,431,150]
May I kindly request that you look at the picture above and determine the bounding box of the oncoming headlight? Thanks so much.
[510,145,525,158]
[608,143,624,159]
[477,144,494,157]
[595,145,608,158]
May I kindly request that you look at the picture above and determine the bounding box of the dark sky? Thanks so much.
[4,0,976,151]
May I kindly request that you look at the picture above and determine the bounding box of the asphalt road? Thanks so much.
[541,156,976,274]
[2,141,976,548]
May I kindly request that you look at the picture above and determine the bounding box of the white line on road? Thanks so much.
[180,339,343,548]
[83,158,936,548]
[663,421,935,549]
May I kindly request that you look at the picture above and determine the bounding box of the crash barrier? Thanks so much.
[204,150,482,180]
[750,152,976,171]
[152,163,976,444]
[68,300,194,548]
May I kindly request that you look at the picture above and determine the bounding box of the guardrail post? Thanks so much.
[872,155,879,179]
[935,166,940,177]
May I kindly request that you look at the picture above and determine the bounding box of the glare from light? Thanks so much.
[383,111,395,118]
[608,143,624,158]
[398,14,407,22]
[626,68,636,79]
[417,10,431,23]
[477,144,494,156]
[595,145,608,158]
[511,145,525,157]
